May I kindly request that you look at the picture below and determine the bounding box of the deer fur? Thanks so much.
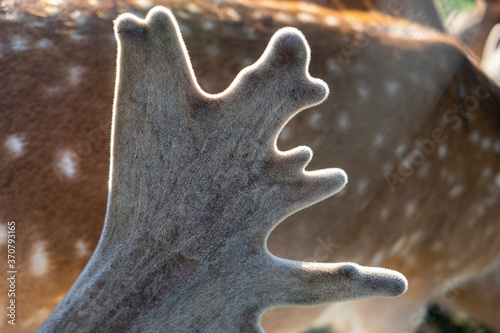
[36,7,407,332]
[4,1,500,332]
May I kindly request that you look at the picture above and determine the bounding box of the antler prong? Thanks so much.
[262,260,408,307]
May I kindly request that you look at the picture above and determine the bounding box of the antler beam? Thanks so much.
[37,7,407,332]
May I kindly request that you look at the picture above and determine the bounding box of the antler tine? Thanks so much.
[37,6,407,332]
[263,260,408,307]
[222,27,329,139]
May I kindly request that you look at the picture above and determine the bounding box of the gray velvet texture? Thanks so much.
[36,7,407,333]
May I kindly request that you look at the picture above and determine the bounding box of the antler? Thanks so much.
[37,7,407,332]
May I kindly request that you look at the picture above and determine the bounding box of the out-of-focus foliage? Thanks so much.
[435,0,476,20]
[302,303,494,333]
[418,303,494,333]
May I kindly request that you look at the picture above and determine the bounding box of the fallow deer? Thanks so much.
[1,1,500,332]
[439,20,500,331]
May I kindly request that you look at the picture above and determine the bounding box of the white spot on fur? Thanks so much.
[357,82,369,100]
[495,174,500,188]
[55,149,78,179]
[186,3,200,14]
[448,184,465,198]
[29,20,45,28]
[309,112,321,130]
[350,21,364,32]
[75,239,90,258]
[36,39,54,49]
[176,9,191,20]
[405,201,416,218]
[5,133,26,158]
[357,179,368,195]
[251,11,264,21]
[297,12,316,24]
[401,158,411,171]
[338,111,350,130]
[30,241,49,276]
[10,35,30,52]
[68,66,86,86]
[276,12,294,24]
[370,251,384,266]
[324,15,340,26]
[202,20,215,30]
[0,224,6,245]
[438,145,447,159]
[4,12,25,21]
[327,58,340,73]
[470,130,480,143]
[70,31,87,42]
[225,8,241,21]
[390,236,406,256]
[136,0,153,10]
[70,10,88,25]
[385,81,399,97]
[379,207,389,222]
[395,143,406,156]
[482,137,492,150]
[44,5,61,15]
[373,133,385,148]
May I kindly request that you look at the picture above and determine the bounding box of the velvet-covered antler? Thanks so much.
[37,7,407,332]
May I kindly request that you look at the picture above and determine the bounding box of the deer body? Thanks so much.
[1,1,500,332]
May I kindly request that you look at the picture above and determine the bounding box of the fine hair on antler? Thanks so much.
[36,6,407,332]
